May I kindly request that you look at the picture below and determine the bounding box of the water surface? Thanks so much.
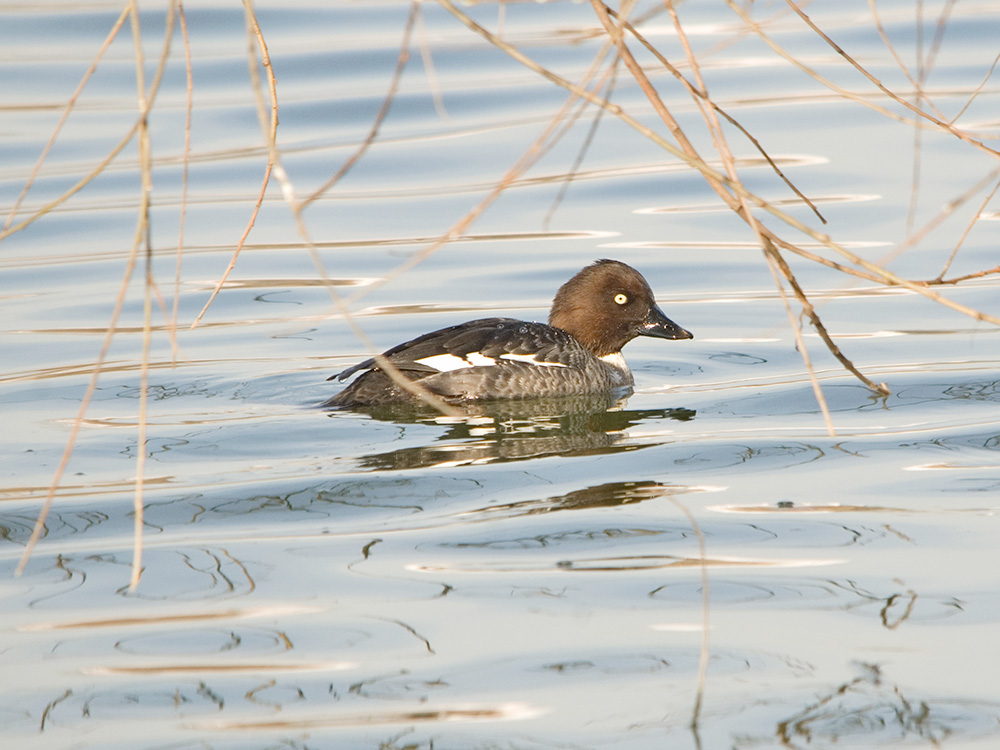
[3,2,1000,748]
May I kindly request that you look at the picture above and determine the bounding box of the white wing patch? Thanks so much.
[500,353,569,368]
[414,353,496,372]
[414,351,569,372]
[466,352,498,367]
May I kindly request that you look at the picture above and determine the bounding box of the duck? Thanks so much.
[323,259,692,407]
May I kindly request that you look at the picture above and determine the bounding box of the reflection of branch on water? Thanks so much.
[467,479,696,519]
[829,579,943,630]
[328,393,695,471]
[775,662,991,747]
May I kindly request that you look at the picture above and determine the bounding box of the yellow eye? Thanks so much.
[614,293,628,305]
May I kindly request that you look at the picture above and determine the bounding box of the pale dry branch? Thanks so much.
[933,173,1000,282]
[543,62,620,230]
[934,264,1000,286]
[358,0,634,309]
[764,247,838,431]
[235,0,463,416]
[0,6,180,244]
[949,47,1000,126]
[784,0,1000,158]
[673,0,857,408]
[18,2,179,580]
[1,8,131,238]
[127,0,176,592]
[867,0,949,123]
[866,165,1000,277]
[415,4,450,120]
[669,0,847,412]
[594,0,875,406]
[300,1,419,210]
[726,0,987,138]
[171,2,193,359]
[189,2,277,330]
[609,5,826,223]
[438,0,1000,337]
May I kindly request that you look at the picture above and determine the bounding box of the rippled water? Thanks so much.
[3,2,1000,748]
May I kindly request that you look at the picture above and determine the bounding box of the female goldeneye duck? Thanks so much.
[323,259,693,407]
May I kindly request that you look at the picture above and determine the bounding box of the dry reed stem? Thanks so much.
[903,1,960,238]
[189,2,277,330]
[16,2,178,581]
[726,0,977,136]
[350,0,630,307]
[770,239,892,396]
[438,0,1000,341]
[415,4,450,121]
[867,0,949,124]
[300,1,418,210]
[543,60,620,231]
[0,124,135,242]
[935,264,1000,286]
[764,217,1000,326]
[531,22,623,228]
[130,0,150,592]
[933,174,1000,282]
[949,48,1000,126]
[235,1,462,415]
[875,165,1000,278]
[0,8,131,238]
[784,0,1000,158]
[665,0,846,415]
[16,255,140,577]
[439,0,796,220]
[608,5,826,224]
[766,249,839,434]
[767,241,887,285]
[905,115,924,237]
[129,1,179,592]
[590,3,702,171]
[594,0,865,409]
[695,5,992,381]
[920,0,959,84]
[668,0,848,417]
[172,2,193,360]
[189,171,273,329]
[646,2,994,383]
[873,0,930,237]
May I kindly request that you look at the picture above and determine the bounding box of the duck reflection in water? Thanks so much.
[329,392,695,472]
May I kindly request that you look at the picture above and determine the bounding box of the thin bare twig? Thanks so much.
[875,165,1000,275]
[300,1,419,210]
[17,2,178,579]
[0,8,131,238]
[594,0,871,410]
[609,5,826,224]
[543,50,620,230]
[439,0,1000,382]
[934,174,1000,282]
[127,0,176,592]
[236,0,463,415]
[949,48,1000,125]
[171,2,192,359]
[726,0,986,139]
[784,0,1000,159]
[415,3,450,120]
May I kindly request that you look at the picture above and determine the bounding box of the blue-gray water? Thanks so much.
[3,2,1000,748]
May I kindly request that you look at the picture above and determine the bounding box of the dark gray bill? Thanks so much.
[640,304,693,341]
